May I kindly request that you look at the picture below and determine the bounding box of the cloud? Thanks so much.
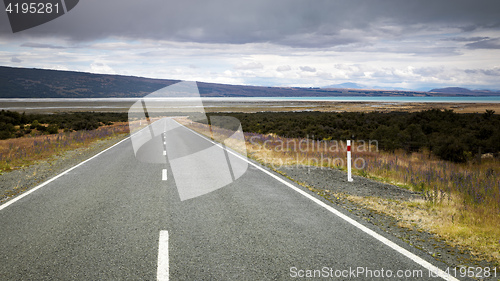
[300,66,316,72]
[276,65,291,72]
[21,42,67,49]
[465,38,500,49]
[1,0,500,90]
[277,30,361,48]
[90,62,116,74]
[465,67,500,76]
[443,36,490,42]
[412,66,445,77]
[234,62,263,70]
[10,56,22,63]
[1,0,499,48]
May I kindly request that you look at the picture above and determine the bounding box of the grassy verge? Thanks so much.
[177,117,500,266]
[0,122,130,174]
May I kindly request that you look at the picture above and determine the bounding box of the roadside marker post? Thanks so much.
[347,140,353,182]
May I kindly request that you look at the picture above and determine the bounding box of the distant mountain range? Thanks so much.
[1,66,499,98]
[428,87,500,96]
[322,82,368,89]
[322,82,500,95]
[322,82,414,91]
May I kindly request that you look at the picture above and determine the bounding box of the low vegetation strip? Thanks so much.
[0,123,130,173]
[243,132,500,210]
[217,109,500,163]
[0,110,132,173]
[0,110,129,139]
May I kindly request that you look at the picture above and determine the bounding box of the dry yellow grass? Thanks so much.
[347,195,500,264]
[0,122,130,173]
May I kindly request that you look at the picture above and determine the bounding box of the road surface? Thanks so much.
[0,118,461,280]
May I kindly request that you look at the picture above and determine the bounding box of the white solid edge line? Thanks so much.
[157,230,169,281]
[0,135,131,212]
[175,119,459,281]
[162,169,168,181]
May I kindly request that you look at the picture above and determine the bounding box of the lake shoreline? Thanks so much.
[1,99,499,114]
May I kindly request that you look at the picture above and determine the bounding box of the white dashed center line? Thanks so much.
[157,230,169,281]
[162,169,168,181]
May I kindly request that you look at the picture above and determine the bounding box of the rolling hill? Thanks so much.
[1,66,499,98]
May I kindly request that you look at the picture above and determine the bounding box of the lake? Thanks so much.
[1,96,500,113]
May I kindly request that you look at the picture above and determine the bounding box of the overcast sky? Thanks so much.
[1,0,500,90]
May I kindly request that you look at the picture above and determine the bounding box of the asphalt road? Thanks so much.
[0,118,462,280]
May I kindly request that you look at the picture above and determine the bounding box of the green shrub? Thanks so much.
[47,124,59,134]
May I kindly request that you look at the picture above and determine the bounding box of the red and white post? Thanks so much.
[347,140,353,182]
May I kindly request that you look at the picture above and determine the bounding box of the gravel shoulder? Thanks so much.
[0,134,129,204]
[277,165,499,279]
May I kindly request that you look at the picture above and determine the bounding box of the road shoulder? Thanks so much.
[276,165,499,277]
[0,134,129,205]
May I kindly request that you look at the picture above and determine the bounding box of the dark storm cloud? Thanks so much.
[443,37,490,42]
[465,67,500,76]
[465,38,500,49]
[1,0,500,48]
